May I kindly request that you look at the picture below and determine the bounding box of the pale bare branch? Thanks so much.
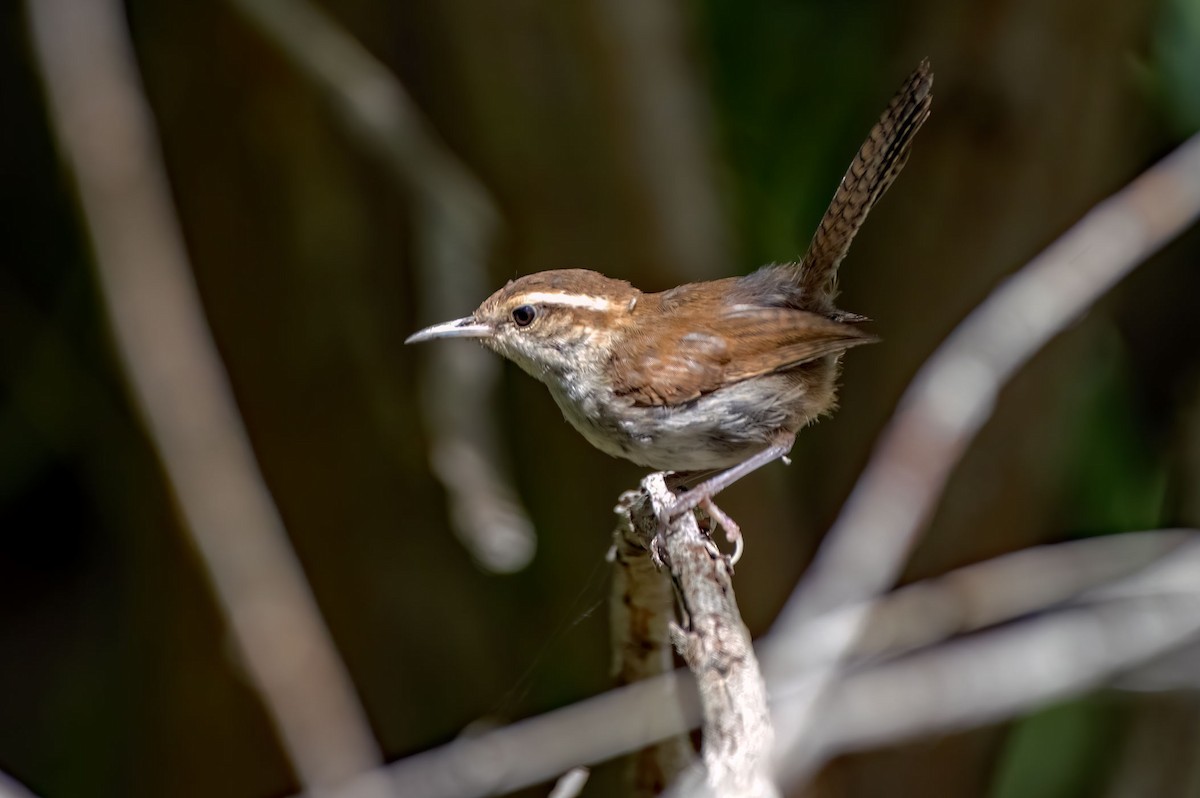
[27,0,387,792]
[0,770,40,798]
[760,529,1193,674]
[611,492,698,794]
[586,0,731,281]
[337,673,696,798]
[769,129,1200,785]
[811,535,1200,757]
[231,0,535,572]
[547,768,590,798]
[620,475,776,798]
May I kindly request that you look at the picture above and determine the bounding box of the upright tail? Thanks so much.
[799,59,933,311]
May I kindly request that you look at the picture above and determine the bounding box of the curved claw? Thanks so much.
[729,534,744,566]
[699,497,743,566]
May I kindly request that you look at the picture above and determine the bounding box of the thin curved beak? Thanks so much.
[405,316,493,344]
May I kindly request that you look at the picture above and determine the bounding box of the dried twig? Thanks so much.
[231,0,535,572]
[769,129,1200,785]
[27,0,387,793]
[775,132,1200,630]
[619,475,776,798]
[611,493,698,794]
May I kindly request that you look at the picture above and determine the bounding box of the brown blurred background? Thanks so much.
[4,0,1200,795]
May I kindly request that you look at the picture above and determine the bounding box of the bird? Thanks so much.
[407,61,933,559]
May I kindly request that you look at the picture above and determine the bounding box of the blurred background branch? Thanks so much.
[231,0,535,572]
[26,0,387,793]
[770,125,1200,786]
[584,0,731,281]
[815,532,1200,757]
[0,771,39,798]
[547,768,590,798]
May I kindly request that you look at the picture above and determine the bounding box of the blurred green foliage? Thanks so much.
[1062,339,1170,535]
[991,697,1123,798]
[1154,0,1200,135]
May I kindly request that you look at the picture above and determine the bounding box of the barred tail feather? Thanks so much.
[799,59,933,309]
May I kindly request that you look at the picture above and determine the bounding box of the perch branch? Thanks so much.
[611,490,698,794]
[618,475,776,798]
[27,0,388,793]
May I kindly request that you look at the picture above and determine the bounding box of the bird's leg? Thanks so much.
[659,432,796,560]
[699,497,743,565]
[669,432,797,516]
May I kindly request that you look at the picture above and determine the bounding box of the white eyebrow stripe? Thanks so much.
[520,292,612,311]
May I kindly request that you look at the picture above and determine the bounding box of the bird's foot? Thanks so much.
[700,496,743,565]
[654,432,796,566]
[657,489,744,566]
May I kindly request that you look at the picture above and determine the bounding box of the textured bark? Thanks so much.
[617,475,776,797]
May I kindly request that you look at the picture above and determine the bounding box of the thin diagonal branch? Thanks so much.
[27,0,388,793]
[769,129,1200,784]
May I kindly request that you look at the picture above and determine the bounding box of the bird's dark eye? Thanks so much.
[512,304,537,327]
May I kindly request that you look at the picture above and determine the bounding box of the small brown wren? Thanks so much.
[408,61,932,550]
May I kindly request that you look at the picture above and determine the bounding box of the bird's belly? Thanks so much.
[548,378,803,472]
